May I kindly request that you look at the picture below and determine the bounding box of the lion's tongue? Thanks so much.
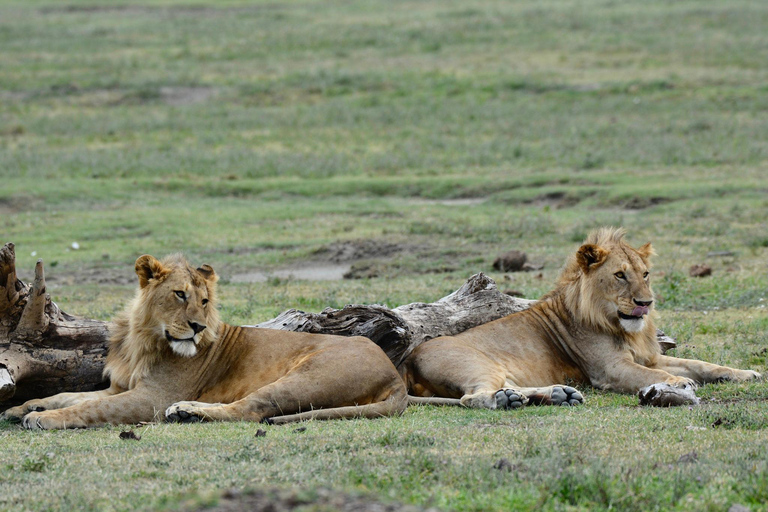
[631,306,649,317]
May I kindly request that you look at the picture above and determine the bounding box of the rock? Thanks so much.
[119,430,141,441]
[493,250,527,272]
[689,264,712,277]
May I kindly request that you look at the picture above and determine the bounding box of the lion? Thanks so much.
[2,254,406,429]
[401,227,761,409]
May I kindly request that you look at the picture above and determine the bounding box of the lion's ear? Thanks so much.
[135,255,166,288]
[636,242,655,261]
[577,244,608,273]
[197,264,218,283]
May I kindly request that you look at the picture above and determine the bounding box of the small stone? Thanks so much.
[119,430,141,441]
[678,451,698,464]
[493,250,527,272]
[689,264,712,277]
[255,429,267,437]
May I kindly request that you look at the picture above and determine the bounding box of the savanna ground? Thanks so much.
[1,0,768,510]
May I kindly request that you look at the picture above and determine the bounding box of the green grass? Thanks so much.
[2,0,768,510]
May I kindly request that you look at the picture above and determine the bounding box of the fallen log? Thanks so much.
[0,243,110,405]
[0,241,676,407]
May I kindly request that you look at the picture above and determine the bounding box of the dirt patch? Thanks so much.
[39,5,286,16]
[230,264,351,283]
[0,196,37,216]
[527,191,581,209]
[190,488,439,512]
[408,198,487,207]
[160,86,218,106]
[621,196,671,210]
[313,239,410,263]
[46,239,415,286]
[47,265,135,286]
[228,240,414,282]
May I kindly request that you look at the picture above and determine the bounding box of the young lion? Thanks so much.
[402,227,761,409]
[2,254,406,429]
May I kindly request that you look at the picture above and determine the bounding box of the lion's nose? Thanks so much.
[188,321,206,334]
[633,298,653,307]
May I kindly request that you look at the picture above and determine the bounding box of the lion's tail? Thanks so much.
[406,395,462,406]
[265,388,408,425]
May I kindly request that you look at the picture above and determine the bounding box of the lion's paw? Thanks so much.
[2,402,47,423]
[731,370,762,382]
[663,376,697,390]
[555,386,584,406]
[494,389,528,409]
[165,402,204,423]
[21,411,63,430]
[528,385,584,406]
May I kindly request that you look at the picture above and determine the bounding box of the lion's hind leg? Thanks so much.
[459,387,529,409]
[459,384,584,409]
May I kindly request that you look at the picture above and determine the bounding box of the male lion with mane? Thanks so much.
[2,254,406,429]
[402,227,761,409]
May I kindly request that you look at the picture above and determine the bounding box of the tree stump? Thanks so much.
[0,241,676,407]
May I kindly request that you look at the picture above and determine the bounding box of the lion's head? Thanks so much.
[130,254,221,358]
[558,227,655,335]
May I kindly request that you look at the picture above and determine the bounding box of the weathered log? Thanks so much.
[638,383,700,407]
[251,273,536,366]
[1,241,677,407]
[0,243,110,404]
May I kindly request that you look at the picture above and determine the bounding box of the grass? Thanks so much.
[1,0,768,510]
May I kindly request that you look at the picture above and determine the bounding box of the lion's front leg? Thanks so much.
[1,387,120,423]
[653,355,762,385]
[165,401,227,423]
[20,388,168,430]
[591,355,697,394]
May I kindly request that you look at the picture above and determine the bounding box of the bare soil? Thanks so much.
[191,488,440,512]
[228,239,415,282]
[312,239,411,263]
[230,264,351,283]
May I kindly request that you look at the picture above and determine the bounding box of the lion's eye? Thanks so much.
[174,291,186,300]
[643,271,649,279]
[202,298,209,306]
[614,272,626,280]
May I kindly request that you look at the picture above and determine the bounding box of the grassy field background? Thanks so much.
[1,0,767,510]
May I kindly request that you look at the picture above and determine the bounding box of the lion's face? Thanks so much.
[574,230,654,334]
[134,254,220,357]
